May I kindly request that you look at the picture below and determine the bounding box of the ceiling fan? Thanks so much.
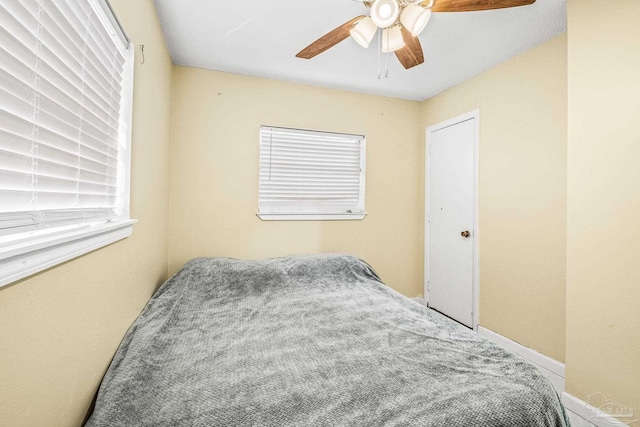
[296,0,536,70]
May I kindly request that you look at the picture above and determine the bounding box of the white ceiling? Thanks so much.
[153,0,566,102]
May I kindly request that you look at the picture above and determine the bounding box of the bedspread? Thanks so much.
[86,254,569,426]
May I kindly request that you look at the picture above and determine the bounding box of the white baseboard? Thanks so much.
[476,327,635,427]
[562,392,634,427]
[477,326,565,394]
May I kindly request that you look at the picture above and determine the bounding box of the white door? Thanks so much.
[426,114,477,328]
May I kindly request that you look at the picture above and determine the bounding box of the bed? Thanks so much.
[86,254,569,426]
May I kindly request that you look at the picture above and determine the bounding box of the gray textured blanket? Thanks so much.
[87,254,569,426]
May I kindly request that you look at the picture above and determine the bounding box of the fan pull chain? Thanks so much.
[384,26,390,79]
[385,51,390,79]
[377,30,382,79]
[377,30,390,79]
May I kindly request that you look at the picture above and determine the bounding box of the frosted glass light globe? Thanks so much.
[370,0,400,29]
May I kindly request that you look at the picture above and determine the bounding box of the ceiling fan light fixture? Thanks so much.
[350,16,378,48]
[370,0,400,28]
[381,25,405,53]
[400,5,431,36]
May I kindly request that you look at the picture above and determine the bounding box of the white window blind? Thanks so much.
[258,126,366,220]
[0,0,132,236]
[0,0,134,287]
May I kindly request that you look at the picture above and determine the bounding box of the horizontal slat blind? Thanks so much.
[0,0,130,236]
[259,126,365,215]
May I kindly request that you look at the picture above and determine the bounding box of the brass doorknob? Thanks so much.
[461,231,470,238]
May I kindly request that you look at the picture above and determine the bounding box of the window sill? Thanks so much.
[257,213,367,221]
[0,219,136,288]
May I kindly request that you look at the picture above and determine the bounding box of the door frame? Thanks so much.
[424,109,480,330]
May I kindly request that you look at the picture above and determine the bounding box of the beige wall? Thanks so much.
[566,0,640,420]
[169,67,423,297]
[421,35,567,362]
[9,2,640,424]
[0,1,173,426]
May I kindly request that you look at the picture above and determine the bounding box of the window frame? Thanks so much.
[0,0,136,288]
[257,126,367,221]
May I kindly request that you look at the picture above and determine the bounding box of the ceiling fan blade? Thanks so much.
[423,0,535,12]
[296,16,366,59]
[395,27,424,70]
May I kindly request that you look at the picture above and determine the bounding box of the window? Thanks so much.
[258,126,366,221]
[0,0,134,287]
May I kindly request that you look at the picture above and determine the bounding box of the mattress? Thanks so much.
[86,254,569,426]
